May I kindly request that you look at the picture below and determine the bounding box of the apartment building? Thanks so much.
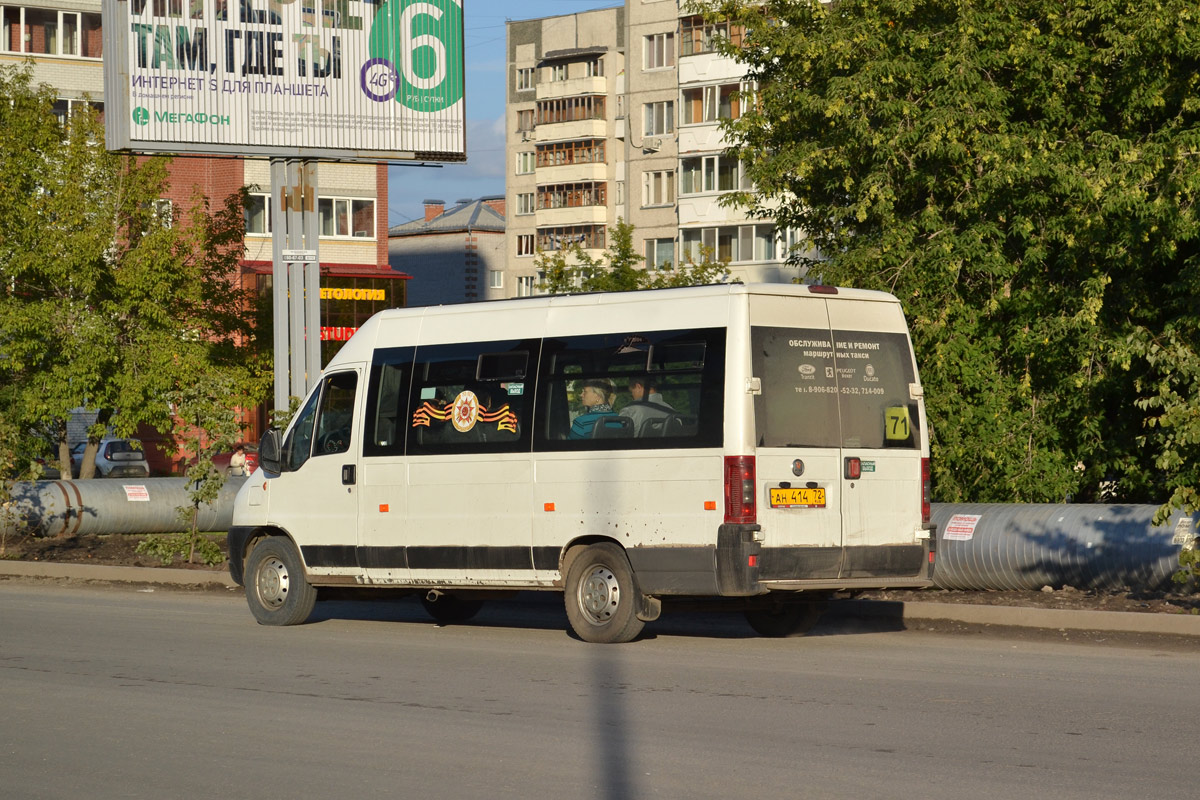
[388,197,507,307]
[504,1,809,295]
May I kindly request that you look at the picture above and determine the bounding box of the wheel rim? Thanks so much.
[255,555,290,610]
[578,564,619,626]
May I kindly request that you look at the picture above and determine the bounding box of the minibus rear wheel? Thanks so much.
[744,600,826,637]
[245,536,317,626]
[564,543,646,644]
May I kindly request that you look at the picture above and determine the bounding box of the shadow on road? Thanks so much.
[305,591,909,640]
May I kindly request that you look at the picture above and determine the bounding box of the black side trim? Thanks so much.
[357,546,409,570]
[532,546,559,571]
[302,544,358,569]
[626,545,718,595]
[406,546,533,571]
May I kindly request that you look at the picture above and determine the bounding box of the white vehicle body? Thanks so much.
[230,284,935,641]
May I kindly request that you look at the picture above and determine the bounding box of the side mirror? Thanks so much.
[259,429,283,474]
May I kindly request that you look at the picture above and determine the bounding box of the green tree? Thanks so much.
[704,0,1200,509]
[0,65,266,482]
[538,218,728,294]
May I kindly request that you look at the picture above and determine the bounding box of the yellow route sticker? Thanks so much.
[885,406,911,441]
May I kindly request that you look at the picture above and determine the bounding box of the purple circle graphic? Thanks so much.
[361,58,399,102]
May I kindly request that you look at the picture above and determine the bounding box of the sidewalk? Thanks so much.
[4,560,1200,639]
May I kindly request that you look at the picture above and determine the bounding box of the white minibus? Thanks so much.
[229,283,935,642]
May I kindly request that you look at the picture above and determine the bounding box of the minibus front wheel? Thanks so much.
[244,536,317,626]
[563,543,646,644]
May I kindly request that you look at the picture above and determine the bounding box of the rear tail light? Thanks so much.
[921,457,931,524]
[724,456,756,524]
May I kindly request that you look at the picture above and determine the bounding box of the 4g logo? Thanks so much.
[365,0,464,111]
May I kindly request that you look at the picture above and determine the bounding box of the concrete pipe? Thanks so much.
[2,477,246,538]
[931,503,1198,592]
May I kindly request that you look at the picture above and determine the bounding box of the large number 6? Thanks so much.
[400,3,447,90]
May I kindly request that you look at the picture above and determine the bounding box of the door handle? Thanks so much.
[342,464,356,485]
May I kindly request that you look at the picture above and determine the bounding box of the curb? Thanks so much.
[3,562,1199,638]
[0,560,238,588]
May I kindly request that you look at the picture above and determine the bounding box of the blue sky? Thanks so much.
[386,1,620,228]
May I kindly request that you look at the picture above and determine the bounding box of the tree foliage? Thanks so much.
[538,218,729,294]
[705,0,1200,510]
[0,65,266,482]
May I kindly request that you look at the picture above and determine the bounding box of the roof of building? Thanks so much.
[388,197,506,237]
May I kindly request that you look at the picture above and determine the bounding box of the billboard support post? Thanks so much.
[273,159,322,411]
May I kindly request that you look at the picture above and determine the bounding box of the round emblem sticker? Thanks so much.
[361,58,399,102]
[451,390,479,432]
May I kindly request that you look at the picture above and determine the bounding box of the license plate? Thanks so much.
[769,487,826,508]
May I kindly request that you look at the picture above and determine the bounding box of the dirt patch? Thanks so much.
[3,532,1200,615]
[0,531,228,571]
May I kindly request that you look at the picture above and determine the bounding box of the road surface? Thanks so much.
[1,583,1193,799]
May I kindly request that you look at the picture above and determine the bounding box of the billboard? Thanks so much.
[103,0,466,162]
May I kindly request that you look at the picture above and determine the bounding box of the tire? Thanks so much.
[744,600,827,638]
[421,593,485,624]
[563,543,646,644]
[244,537,317,626]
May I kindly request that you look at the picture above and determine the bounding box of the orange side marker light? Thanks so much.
[379,504,389,513]
[704,501,717,511]
[544,502,556,512]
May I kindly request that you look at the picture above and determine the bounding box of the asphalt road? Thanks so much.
[1,583,1194,800]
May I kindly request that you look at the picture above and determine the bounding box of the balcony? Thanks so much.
[536,76,607,100]
[537,162,608,184]
[536,119,607,142]
[678,124,729,155]
[536,206,608,226]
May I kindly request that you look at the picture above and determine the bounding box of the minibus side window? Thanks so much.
[312,372,358,456]
[364,347,414,457]
[406,339,537,455]
[283,387,322,471]
[534,328,724,450]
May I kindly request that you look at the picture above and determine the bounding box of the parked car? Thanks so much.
[70,438,151,479]
[212,444,259,476]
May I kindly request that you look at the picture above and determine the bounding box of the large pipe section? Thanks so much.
[931,503,1198,592]
[2,478,246,538]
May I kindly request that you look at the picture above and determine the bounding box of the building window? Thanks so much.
[51,98,102,125]
[152,199,173,229]
[680,156,749,194]
[319,197,375,239]
[516,109,536,134]
[644,33,675,70]
[642,170,675,207]
[679,14,746,57]
[538,95,606,125]
[537,225,605,252]
[516,193,536,215]
[516,151,536,175]
[681,83,743,125]
[516,234,535,257]
[645,238,675,270]
[585,57,603,77]
[616,181,625,205]
[536,139,605,168]
[517,275,537,297]
[550,63,567,82]
[643,101,674,136]
[489,270,504,289]
[2,8,102,57]
[537,182,606,210]
[681,224,778,264]
[245,193,271,234]
[516,67,536,91]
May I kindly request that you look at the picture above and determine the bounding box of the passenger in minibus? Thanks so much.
[620,377,674,435]
[569,379,617,439]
